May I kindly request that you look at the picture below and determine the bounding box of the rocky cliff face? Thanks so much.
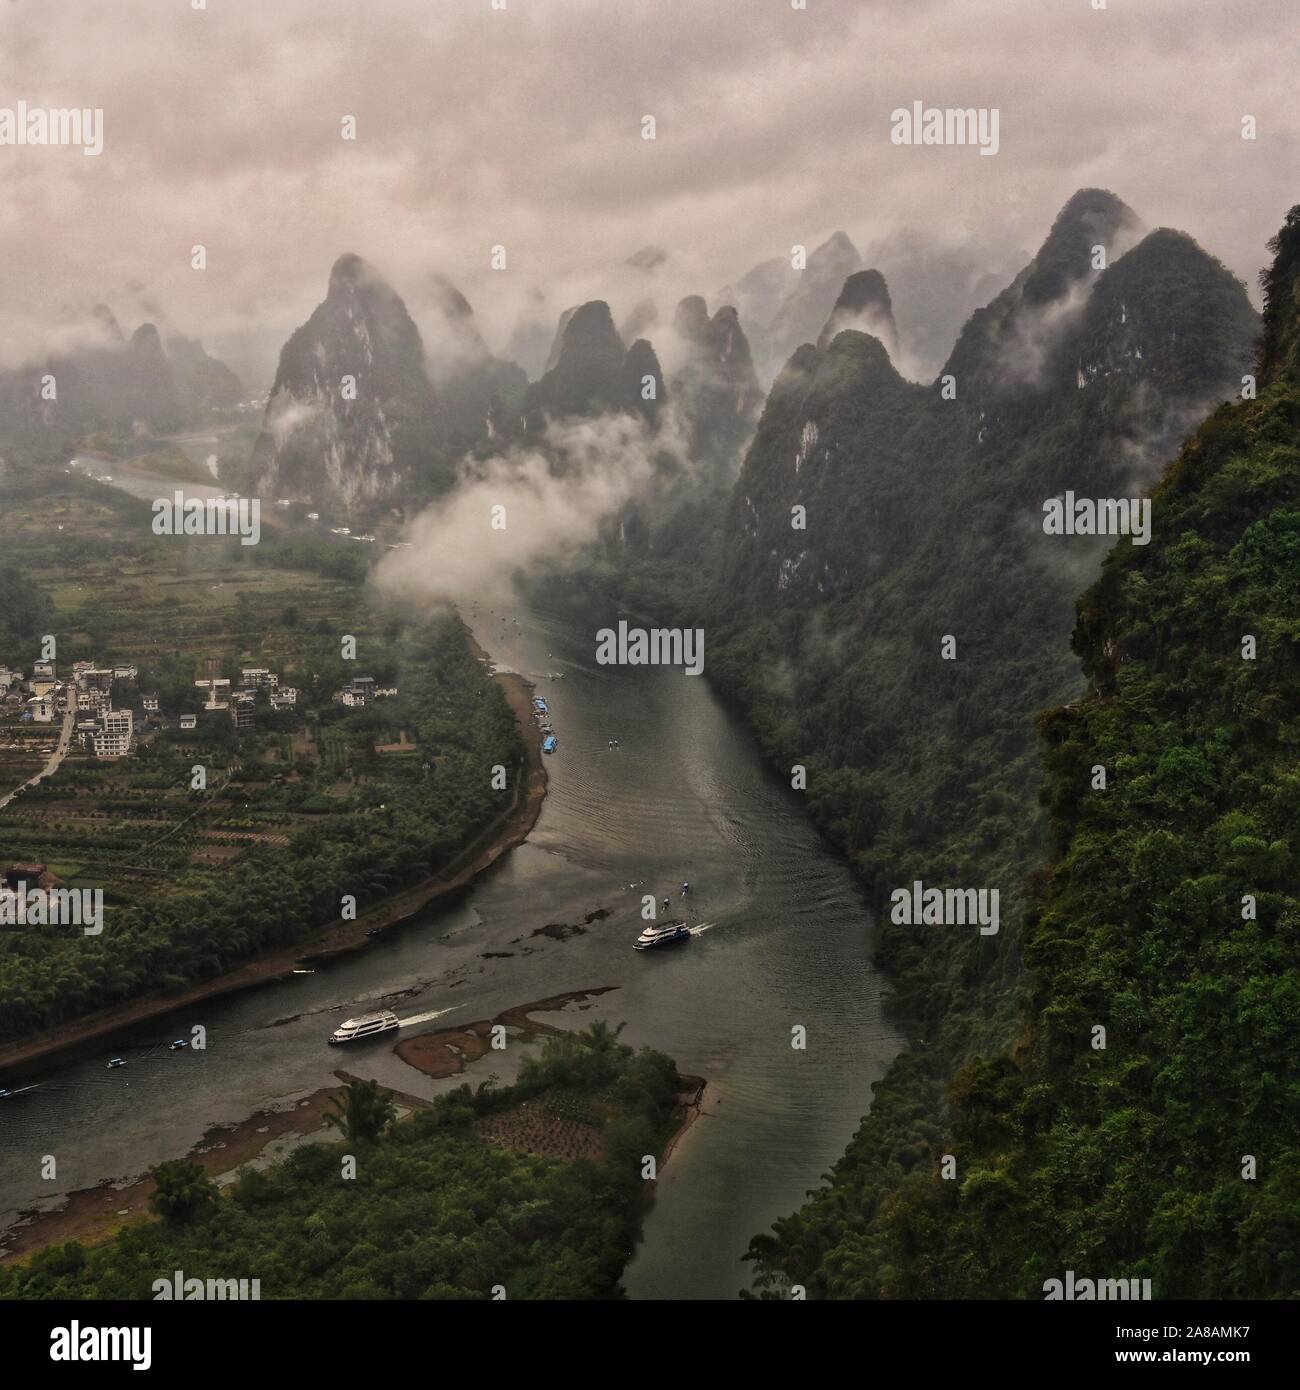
[666,296,765,467]
[247,254,445,514]
[420,275,528,458]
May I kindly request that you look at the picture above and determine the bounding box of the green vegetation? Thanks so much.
[0,1026,685,1300]
[148,1161,219,1226]
[741,208,1300,1297]
[0,474,523,1040]
[325,1077,397,1144]
[0,565,53,655]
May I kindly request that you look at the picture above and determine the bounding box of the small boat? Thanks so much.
[329,1009,401,1044]
[542,735,557,754]
[633,920,691,951]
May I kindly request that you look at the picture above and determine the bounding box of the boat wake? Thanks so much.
[396,1004,464,1030]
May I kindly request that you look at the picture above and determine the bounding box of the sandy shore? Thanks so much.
[1,1084,343,1261]
[393,987,619,1079]
[0,640,548,1080]
[660,1075,714,1168]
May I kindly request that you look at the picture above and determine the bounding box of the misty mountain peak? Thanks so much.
[428,274,475,323]
[817,269,898,355]
[673,295,712,344]
[424,273,490,364]
[1072,224,1258,397]
[813,230,861,266]
[666,299,763,465]
[941,190,1144,389]
[1022,188,1141,305]
[709,305,752,365]
[129,322,165,355]
[620,299,660,345]
[91,303,124,343]
[525,299,644,426]
[760,231,866,379]
[624,338,665,424]
[563,300,622,346]
[247,254,443,514]
[328,252,373,294]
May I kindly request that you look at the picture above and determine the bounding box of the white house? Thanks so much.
[89,708,134,758]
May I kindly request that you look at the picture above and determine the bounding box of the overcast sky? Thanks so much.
[1,0,1294,380]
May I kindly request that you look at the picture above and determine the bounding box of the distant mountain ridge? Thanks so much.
[0,311,243,450]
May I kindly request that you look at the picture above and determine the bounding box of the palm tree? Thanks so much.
[325,1078,396,1143]
[582,1019,627,1056]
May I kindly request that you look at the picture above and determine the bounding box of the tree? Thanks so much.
[148,1160,218,1225]
[325,1078,397,1143]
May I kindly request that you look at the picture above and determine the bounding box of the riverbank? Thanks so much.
[0,1084,350,1261]
[0,642,548,1081]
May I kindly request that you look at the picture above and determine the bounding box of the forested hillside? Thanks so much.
[745,206,1300,1297]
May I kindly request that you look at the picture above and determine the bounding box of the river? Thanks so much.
[0,588,900,1299]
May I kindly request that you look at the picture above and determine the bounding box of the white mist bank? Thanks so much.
[375,410,690,608]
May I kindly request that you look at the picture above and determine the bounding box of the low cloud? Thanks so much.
[375,409,690,608]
